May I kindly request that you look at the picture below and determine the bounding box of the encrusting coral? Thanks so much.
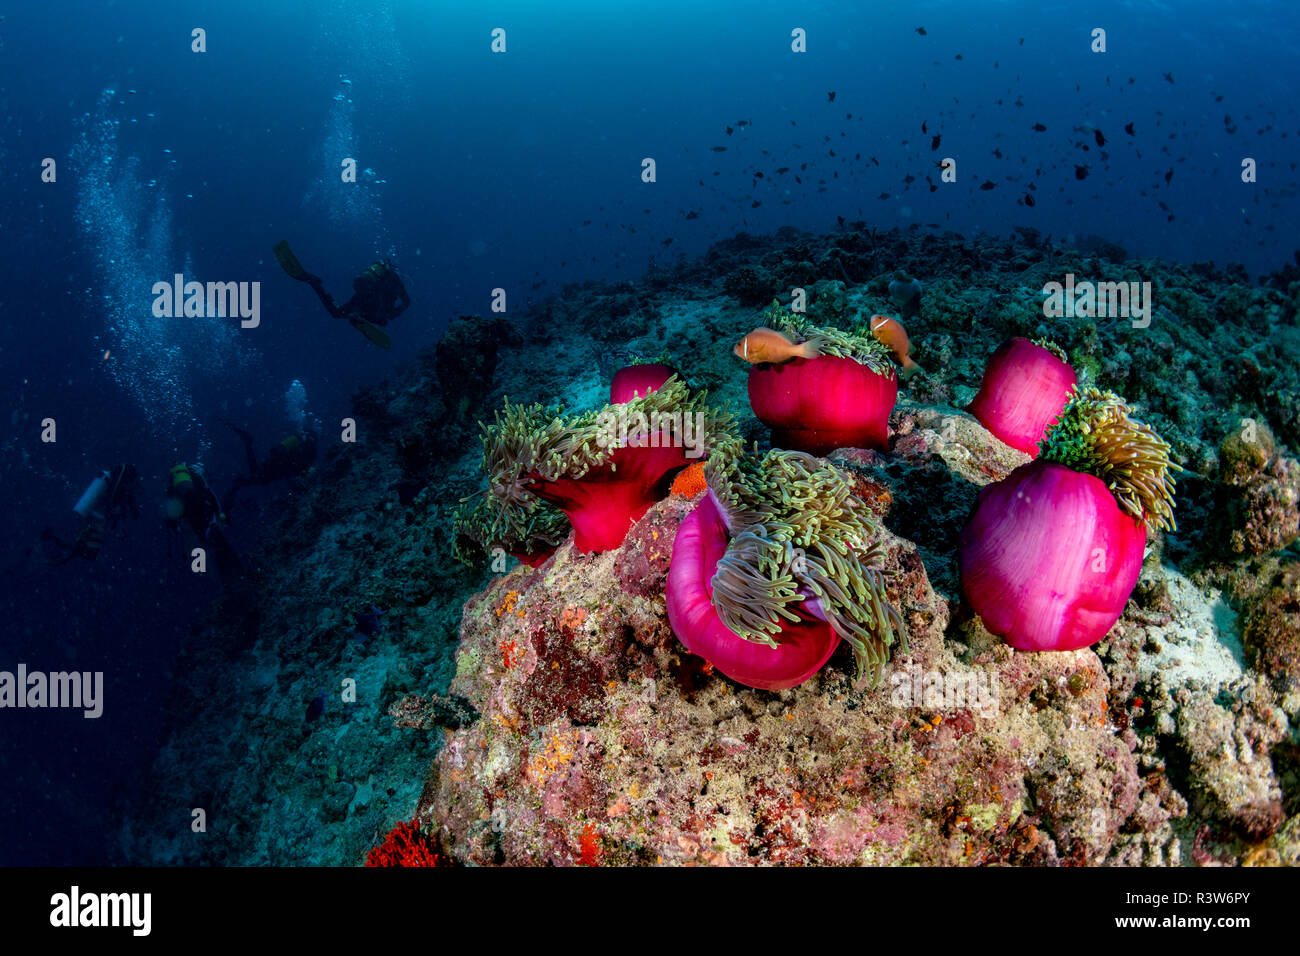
[690,442,906,685]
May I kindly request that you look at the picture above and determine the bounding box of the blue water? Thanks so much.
[0,0,1296,864]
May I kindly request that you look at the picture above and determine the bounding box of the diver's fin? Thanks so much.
[351,319,392,351]
[273,240,309,281]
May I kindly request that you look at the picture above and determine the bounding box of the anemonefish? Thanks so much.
[733,327,818,364]
[870,314,921,376]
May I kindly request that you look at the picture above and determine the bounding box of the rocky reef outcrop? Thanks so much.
[123,225,1300,866]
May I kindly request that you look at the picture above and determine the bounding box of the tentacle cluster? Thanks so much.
[1040,386,1182,532]
[453,376,734,563]
[760,300,895,375]
[704,446,906,685]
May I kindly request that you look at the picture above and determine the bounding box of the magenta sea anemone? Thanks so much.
[740,305,898,456]
[749,355,897,455]
[667,493,840,689]
[967,337,1077,456]
[666,446,904,689]
[610,363,676,404]
[454,373,732,559]
[959,387,1180,652]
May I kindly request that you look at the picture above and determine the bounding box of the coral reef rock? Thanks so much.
[422,484,1145,866]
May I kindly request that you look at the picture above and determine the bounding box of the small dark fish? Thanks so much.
[1163,72,1174,83]
[1075,165,1089,180]
[736,119,750,128]
[684,210,699,220]
[1124,122,1135,136]
[661,238,673,246]
[916,26,927,35]
[1032,123,1047,132]
[775,167,790,174]
[931,134,941,151]
[725,126,733,135]
[1093,129,1105,147]
[711,146,727,152]
[1019,37,1024,45]
[979,180,996,190]
[1164,168,1173,183]
[877,192,891,199]
[354,605,384,637]
[306,693,326,722]
[992,147,1003,158]
[954,53,963,60]
[1024,193,1036,206]
[903,174,915,184]
[922,120,928,134]
[827,91,836,102]
[751,200,761,208]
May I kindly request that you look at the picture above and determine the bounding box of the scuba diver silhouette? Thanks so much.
[272,241,410,350]
[220,420,318,515]
[164,462,242,586]
[43,463,140,564]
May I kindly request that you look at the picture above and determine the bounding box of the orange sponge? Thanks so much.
[670,462,707,497]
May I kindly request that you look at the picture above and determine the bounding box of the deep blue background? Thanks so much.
[0,0,1296,864]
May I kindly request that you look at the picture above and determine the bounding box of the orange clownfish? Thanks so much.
[733,327,818,364]
[870,314,921,376]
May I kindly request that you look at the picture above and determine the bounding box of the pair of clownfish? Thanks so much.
[733,315,920,377]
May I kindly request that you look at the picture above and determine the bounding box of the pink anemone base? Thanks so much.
[967,338,1077,456]
[748,356,897,456]
[666,494,840,689]
[959,459,1147,652]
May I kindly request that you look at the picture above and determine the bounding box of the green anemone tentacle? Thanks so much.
[1040,386,1181,533]
[705,446,906,686]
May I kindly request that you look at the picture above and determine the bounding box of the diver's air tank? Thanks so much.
[73,471,110,519]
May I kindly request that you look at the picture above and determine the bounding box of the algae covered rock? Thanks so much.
[1242,563,1300,695]
[421,479,1145,866]
[1217,417,1300,555]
